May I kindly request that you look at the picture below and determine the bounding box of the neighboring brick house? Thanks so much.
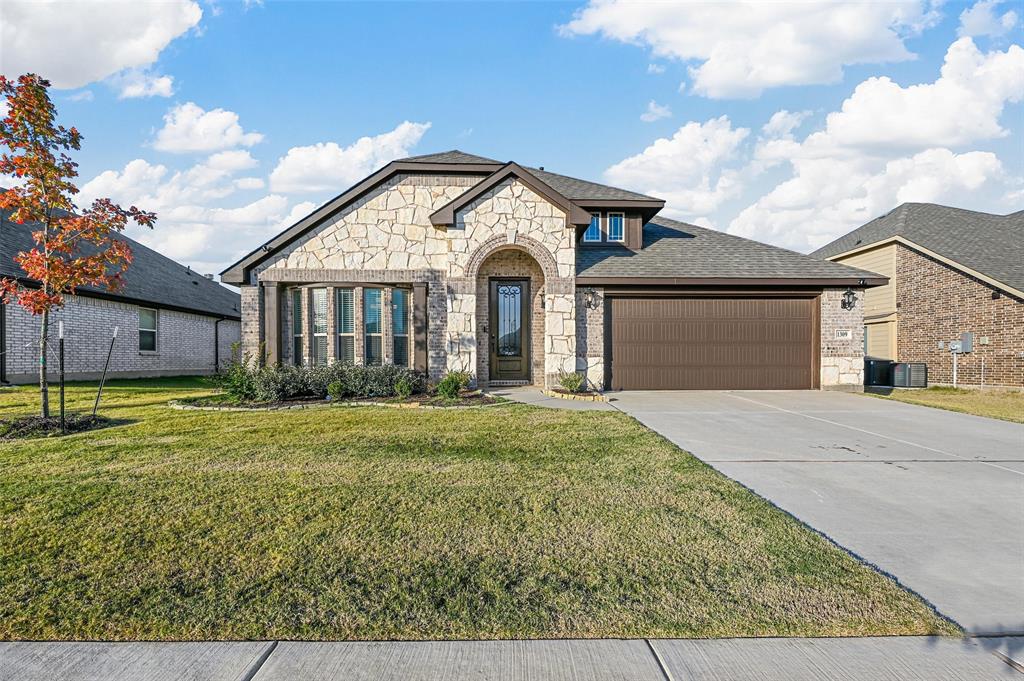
[222,151,882,391]
[1,212,241,384]
[814,203,1024,388]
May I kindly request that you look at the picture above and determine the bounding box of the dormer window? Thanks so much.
[583,213,602,242]
[607,212,624,242]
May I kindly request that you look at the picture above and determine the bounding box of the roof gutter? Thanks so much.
[575,276,888,287]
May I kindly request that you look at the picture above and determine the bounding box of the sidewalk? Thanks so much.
[1,636,1020,680]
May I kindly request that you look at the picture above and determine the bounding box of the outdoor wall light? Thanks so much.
[840,287,857,310]
[584,288,601,310]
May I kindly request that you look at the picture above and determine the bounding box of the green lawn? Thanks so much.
[866,386,1024,423]
[0,378,955,640]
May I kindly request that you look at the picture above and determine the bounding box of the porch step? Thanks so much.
[487,380,531,387]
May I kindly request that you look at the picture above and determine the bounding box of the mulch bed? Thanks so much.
[0,413,114,440]
[174,391,505,411]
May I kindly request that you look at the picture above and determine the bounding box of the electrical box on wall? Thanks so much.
[960,332,974,353]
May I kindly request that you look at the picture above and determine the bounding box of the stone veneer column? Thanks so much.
[445,288,477,377]
[544,290,576,387]
[819,288,865,390]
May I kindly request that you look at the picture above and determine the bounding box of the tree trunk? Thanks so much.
[39,309,49,418]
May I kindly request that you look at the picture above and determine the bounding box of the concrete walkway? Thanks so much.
[612,390,1024,636]
[488,385,616,411]
[1,636,1020,680]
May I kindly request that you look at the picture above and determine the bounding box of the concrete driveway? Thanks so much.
[611,390,1024,636]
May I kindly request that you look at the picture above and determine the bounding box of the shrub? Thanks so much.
[218,358,424,403]
[436,371,472,399]
[394,375,415,400]
[558,370,586,394]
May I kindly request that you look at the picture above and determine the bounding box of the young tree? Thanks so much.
[0,74,156,418]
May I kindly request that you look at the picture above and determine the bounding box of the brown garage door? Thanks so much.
[609,297,817,390]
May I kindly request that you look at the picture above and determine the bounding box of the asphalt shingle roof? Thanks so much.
[1,211,240,318]
[396,150,661,202]
[577,217,882,281]
[811,203,1024,291]
[399,150,501,165]
[526,167,660,202]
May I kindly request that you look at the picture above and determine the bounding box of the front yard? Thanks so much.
[866,386,1024,423]
[0,378,954,640]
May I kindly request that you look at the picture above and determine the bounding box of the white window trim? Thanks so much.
[364,287,384,366]
[392,287,411,368]
[607,212,625,242]
[310,287,329,367]
[583,212,602,242]
[138,307,158,354]
[291,289,303,366]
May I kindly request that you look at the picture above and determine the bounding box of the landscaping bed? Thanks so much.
[0,413,115,440]
[173,390,505,410]
[0,377,956,640]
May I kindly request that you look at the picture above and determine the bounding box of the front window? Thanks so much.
[364,288,382,365]
[583,213,601,242]
[607,212,624,242]
[392,288,410,367]
[138,308,157,352]
[291,289,303,365]
[310,288,328,366]
[336,288,355,364]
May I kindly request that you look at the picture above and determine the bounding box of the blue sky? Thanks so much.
[2,1,1021,276]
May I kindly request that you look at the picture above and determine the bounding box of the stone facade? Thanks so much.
[896,245,1024,388]
[819,287,866,390]
[249,174,575,387]
[4,294,239,383]
[239,169,871,392]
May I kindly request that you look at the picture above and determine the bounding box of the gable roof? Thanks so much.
[1,210,240,319]
[429,162,594,226]
[221,150,663,284]
[812,203,1024,293]
[577,217,885,285]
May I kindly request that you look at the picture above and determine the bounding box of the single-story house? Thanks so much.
[1,211,241,384]
[221,150,883,391]
[813,203,1024,388]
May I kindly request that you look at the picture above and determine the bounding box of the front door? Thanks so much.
[489,279,530,382]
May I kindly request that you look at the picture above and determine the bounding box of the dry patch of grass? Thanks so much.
[867,386,1024,423]
[0,378,956,640]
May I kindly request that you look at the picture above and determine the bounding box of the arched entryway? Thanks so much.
[475,247,546,385]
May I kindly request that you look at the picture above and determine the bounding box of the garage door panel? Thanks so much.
[610,296,817,390]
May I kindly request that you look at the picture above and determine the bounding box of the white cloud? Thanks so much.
[958,0,1018,37]
[640,100,672,122]
[114,69,174,99]
[730,149,1004,251]
[153,102,264,153]
[269,121,431,194]
[723,39,1022,251]
[761,110,811,138]
[605,116,749,215]
[0,1,201,89]
[799,38,1024,152]
[647,63,666,74]
[78,154,298,271]
[67,90,94,102]
[560,1,937,98]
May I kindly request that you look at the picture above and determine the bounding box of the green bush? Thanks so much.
[436,371,472,399]
[219,357,424,403]
[558,370,586,394]
[394,376,415,400]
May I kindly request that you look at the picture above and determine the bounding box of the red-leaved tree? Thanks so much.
[0,74,156,418]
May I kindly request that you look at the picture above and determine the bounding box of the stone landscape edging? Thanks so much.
[168,398,508,412]
[541,389,608,402]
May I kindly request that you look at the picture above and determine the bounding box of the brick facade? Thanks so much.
[819,287,866,390]
[475,249,545,385]
[4,294,239,383]
[896,245,1024,388]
